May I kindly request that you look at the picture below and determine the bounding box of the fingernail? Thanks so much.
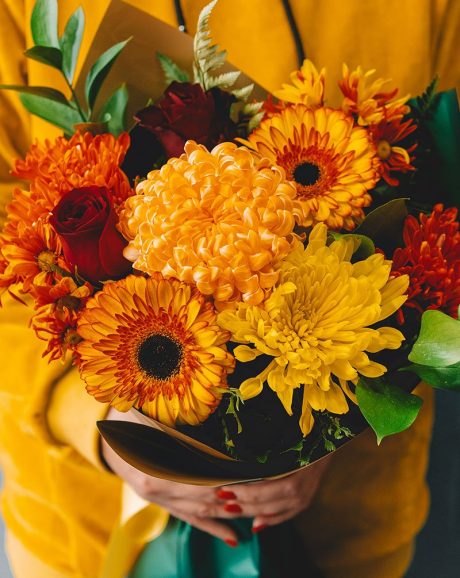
[217,489,237,500]
[252,523,268,534]
[224,538,238,547]
[224,503,242,514]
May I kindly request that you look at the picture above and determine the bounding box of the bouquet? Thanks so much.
[0,1,459,568]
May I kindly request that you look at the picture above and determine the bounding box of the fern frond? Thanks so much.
[248,111,264,131]
[231,84,254,102]
[205,70,241,90]
[193,0,227,88]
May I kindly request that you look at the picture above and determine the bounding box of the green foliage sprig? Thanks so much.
[0,0,130,135]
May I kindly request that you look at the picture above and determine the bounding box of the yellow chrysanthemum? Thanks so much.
[339,63,410,126]
[77,274,235,427]
[120,141,299,308]
[240,106,379,230]
[218,224,408,436]
[274,60,326,108]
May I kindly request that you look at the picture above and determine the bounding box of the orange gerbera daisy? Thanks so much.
[339,64,410,126]
[240,105,379,230]
[121,141,298,308]
[76,275,235,427]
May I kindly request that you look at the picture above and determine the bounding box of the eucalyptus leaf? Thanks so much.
[85,38,131,111]
[99,84,129,136]
[31,0,59,48]
[356,378,423,444]
[355,198,408,253]
[20,93,81,134]
[403,362,460,391]
[24,46,62,70]
[408,310,460,367]
[0,85,68,105]
[60,6,85,83]
[156,52,190,85]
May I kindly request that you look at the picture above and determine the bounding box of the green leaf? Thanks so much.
[355,198,408,253]
[156,52,190,85]
[60,7,85,83]
[0,84,68,105]
[408,310,460,367]
[356,378,423,444]
[403,362,460,391]
[85,38,131,111]
[98,84,129,136]
[24,46,62,70]
[31,0,59,48]
[20,93,81,134]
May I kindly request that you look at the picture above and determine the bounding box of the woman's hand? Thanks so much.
[215,455,332,533]
[101,407,332,544]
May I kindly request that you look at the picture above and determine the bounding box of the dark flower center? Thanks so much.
[138,334,183,380]
[293,162,321,186]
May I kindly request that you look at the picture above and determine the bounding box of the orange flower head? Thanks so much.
[120,141,298,308]
[76,275,235,427]
[339,64,410,126]
[240,105,379,231]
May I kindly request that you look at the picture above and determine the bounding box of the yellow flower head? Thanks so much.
[218,224,408,436]
[240,105,379,231]
[120,141,299,309]
[77,274,235,427]
[339,64,410,126]
[275,60,326,108]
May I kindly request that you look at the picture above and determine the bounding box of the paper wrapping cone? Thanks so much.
[75,0,266,125]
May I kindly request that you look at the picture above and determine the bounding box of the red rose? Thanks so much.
[134,81,237,158]
[49,186,131,283]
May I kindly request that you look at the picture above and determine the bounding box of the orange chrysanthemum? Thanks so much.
[5,131,132,237]
[121,141,298,308]
[339,64,410,126]
[76,275,235,427]
[240,105,379,230]
[275,60,326,108]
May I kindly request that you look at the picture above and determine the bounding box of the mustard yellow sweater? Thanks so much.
[1,1,458,577]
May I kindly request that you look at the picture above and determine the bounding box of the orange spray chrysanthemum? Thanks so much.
[339,64,410,126]
[120,141,299,308]
[370,116,417,186]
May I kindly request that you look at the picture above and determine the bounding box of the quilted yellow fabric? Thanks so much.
[0,1,457,576]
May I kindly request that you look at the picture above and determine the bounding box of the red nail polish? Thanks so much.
[252,523,268,534]
[217,489,237,500]
[224,538,238,548]
[224,503,242,514]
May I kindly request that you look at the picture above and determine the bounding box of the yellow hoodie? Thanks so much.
[0,1,458,577]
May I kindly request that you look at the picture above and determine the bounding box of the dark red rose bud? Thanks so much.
[135,81,238,159]
[49,186,131,283]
